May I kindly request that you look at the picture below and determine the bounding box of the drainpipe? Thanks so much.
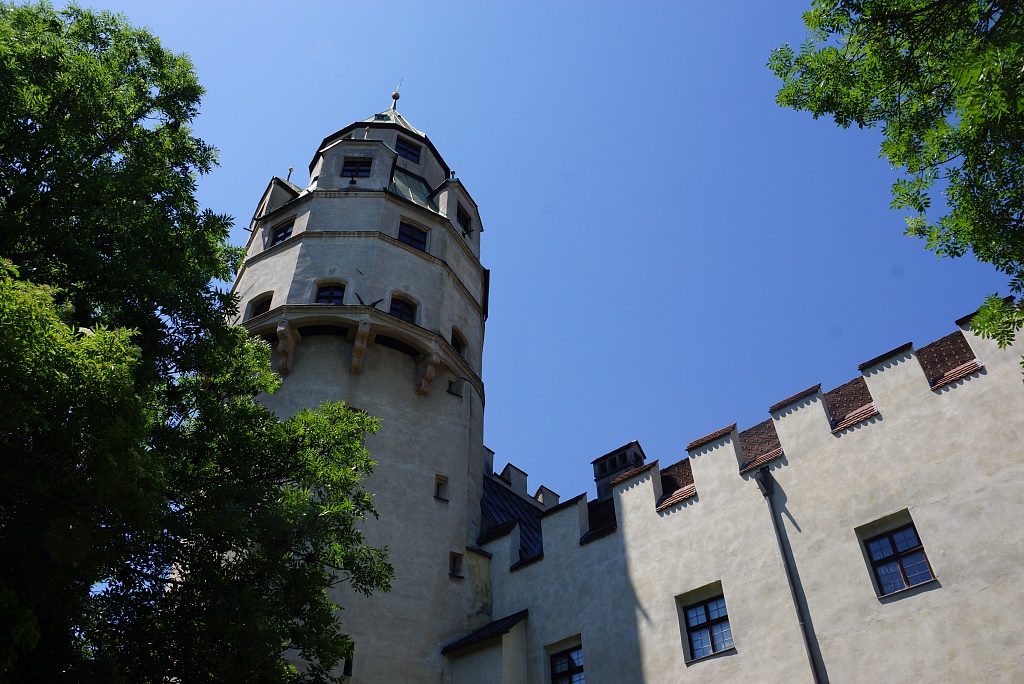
[754,467,823,684]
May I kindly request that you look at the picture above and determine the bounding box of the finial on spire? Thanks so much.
[391,79,402,110]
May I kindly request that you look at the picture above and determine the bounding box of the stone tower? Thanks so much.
[231,98,490,681]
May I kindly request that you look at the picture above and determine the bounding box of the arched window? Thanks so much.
[316,284,345,305]
[248,294,272,320]
[388,296,416,323]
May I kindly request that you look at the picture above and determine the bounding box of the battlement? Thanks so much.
[478,306,1019,576]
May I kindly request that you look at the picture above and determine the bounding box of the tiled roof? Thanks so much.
[440,609,529,655]
[577,498,619,544]
[769,384,821,414]
[739,448,784,474]
[660,459,694,493]
[610,461,658,486]
[686,423,736,452]
[656,484,697,511]
[822,377,878,433]
[738,419,783,472]
[480,477,543,559]
[858,342,913,371]
[476,520,517,545]
[929,359,982,389]
[916,331,979,388]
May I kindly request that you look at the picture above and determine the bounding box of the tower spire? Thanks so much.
[391,79,402,111]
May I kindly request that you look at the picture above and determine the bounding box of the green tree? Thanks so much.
[770,1,1024,348]
[0,3,390,681]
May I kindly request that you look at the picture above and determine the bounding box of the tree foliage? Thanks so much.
[0,3,390,681]
[770,0,1024,347]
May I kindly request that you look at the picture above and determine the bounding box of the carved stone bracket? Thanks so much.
[416,350,440,396]
[276,319,301,375]
[350,320,372,374]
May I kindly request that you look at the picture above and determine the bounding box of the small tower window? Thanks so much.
[248,295,272,319]
[316,285,345,305]
[434,475,449,501]
[456,204,473,236]
[398,222,428,252]
[270,222,293,246]
[341,157,372,178]
[395,137,421,163]
[450,330,467,359]
[449,552,464,578]
[388,296,416,324]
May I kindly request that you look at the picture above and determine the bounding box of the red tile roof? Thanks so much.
[738,419,783,472]
[822,376,878,433]
[656,483,697,511]
[610,461,658,486]
[769,384,821,414]
[686,423,736,452]
[739,448,783,474]
[930,359,982,389]
[916,331,978,388]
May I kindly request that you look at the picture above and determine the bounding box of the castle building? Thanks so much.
[232,100,1024,683]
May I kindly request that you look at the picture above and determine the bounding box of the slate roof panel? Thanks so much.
[480,477,543,559]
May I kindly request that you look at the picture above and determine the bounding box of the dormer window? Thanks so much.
[342,158,372,178]
[456,204,473,236]
[398,222,428,252]
[316,285,345,305]
[389,296,416,324]
[396,137,421,164]
[270,222,293,246]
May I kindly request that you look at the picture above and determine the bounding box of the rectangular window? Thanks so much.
[449,552,464,578]
[270,222,293,245]
[684,596,733,660]
[395,137,421,163]
[388,297,416,324]
[550,646,584,684]
[341,157,372,178]
[398,222,428,252]
[865,523,934,595]
[435,475,449,501]
[456,204,472,235]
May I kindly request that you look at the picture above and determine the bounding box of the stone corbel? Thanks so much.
[416,350,440,396]
[276,319,301,376]
[350,320,372,374]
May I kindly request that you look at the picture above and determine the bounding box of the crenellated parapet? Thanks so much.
[479,306,1018,577]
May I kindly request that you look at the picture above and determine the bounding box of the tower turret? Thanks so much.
[231,102,490,681]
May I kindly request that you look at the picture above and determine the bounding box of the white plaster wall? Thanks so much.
[476,329,1024,683]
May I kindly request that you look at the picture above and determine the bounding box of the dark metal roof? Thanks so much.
[441,609,529,655]
[480,477,543,559]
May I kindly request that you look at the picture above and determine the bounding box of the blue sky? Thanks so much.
[68,1,1008,500]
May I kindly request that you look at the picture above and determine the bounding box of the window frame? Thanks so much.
[434,475,449,501]
[395,137,421,164]
[248,296,272,320]
[398,221,428,252]
[270,222,293,246]
[341,157,372,178]
[448,552,464,578]
[864,523,935,596]
[450,329,467,359]
[315,284,345,305]
[549,645,585,684]
[388,296,416,324]
[683,595,733,661]
[456,203,473,235]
